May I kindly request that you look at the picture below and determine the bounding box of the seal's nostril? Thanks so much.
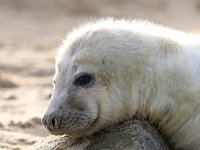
[43,112,63,131]
[52,118,56,127]
[51,116,60,129]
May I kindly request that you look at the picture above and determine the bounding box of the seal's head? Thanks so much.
[42,19,140,136]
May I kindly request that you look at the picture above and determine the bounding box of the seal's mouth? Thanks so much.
[45,125,65,135]
[65,108,100,136]
[46,105,100,137]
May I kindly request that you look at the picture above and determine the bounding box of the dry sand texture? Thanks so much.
[1,0,200,149]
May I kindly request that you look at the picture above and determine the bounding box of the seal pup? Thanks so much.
[42,18,200,150]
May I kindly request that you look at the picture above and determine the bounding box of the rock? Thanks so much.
[8,121,33,128]
[30,117,42,125]
[0,122,4,128]
[5,95,17,100]
[29,117,171,150]
[0,78,18,88]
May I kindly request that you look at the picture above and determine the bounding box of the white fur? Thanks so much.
[55,18,200,149]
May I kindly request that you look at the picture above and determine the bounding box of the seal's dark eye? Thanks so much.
[73,73,95,88]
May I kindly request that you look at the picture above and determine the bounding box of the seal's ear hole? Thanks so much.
[102,56,108,65]
[73,72,95,88]
[102,57,114,66]
[102,59,106,65]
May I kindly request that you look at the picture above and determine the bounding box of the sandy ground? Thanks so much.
[1,0,200,149]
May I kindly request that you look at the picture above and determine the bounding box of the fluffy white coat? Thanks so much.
[55,18,200,149]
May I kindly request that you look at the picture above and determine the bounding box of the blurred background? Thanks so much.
[1,0,200,149]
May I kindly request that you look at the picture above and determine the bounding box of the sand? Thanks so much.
[0,0,200,149]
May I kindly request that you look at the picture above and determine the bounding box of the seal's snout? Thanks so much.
[42,110,63,133]
[42,71,99,135]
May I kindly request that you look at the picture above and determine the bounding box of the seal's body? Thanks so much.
[42,18,200,149]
